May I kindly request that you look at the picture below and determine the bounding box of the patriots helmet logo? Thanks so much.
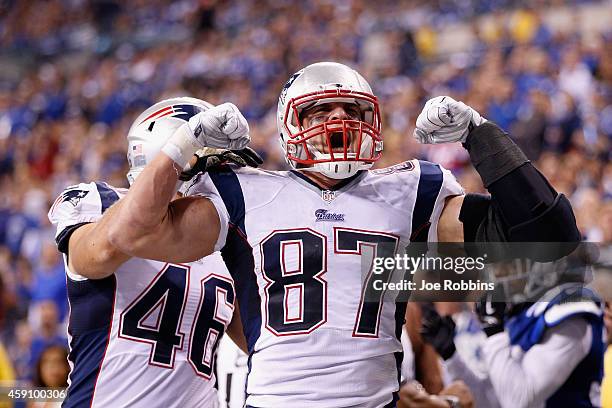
[61,189,89,207]
[138,104,204,126]
[280,70,303,105]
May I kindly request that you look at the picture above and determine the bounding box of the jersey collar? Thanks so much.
[288,170,366,195]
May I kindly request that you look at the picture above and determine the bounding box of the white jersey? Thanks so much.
[48,181,235,408]
[400,327,415,383]
[186,160,463,407]
[216,336,248,408]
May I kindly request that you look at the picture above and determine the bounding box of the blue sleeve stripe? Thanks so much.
[63,275,116,407]
[411,161,444,241]
[56,222,90,254]
[221,229,262,353]
[94,182,120,213]
[208,168,262,352]
[209,167,247,235]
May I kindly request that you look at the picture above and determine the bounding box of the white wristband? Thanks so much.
[161,123,202,168]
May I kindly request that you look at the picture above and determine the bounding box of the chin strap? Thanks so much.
[314,161,361,179]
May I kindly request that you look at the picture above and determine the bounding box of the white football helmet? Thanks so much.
[126,97,214,185]
[277,62,383,179]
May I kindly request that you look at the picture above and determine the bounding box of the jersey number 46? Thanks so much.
[119,265,234,379]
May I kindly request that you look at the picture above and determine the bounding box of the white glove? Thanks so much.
[189,102,250,150]
[163,102,250,167]
[413,96,486,144]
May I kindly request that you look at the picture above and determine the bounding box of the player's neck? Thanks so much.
[299,170,343,190]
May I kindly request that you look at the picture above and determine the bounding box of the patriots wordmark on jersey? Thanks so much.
[48,181,235,408]
[185,159,463,408]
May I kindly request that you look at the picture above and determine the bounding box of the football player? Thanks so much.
[215,298,472,408]
[420,272,605,407]
[47,97,259,407]
[108,62,579,407]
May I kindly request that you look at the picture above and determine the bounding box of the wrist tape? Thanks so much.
[161,123,202,168]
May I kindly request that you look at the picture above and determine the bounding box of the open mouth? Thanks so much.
[330,132,344,150]
[307,130,359,156]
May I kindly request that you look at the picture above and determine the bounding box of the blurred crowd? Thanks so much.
[0,0,610,392]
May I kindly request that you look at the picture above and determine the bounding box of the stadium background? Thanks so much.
[0,0,610,404]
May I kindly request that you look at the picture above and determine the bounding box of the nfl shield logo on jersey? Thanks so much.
[321,190,336,204]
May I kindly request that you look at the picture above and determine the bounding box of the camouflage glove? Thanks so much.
[179,147,263,181]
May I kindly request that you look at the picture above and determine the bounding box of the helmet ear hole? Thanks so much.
[148,121,155,132]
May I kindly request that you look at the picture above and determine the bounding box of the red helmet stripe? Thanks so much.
[138,106,174,125]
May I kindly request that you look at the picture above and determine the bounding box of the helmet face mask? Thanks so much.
[277,62,383,179]
[486,256,588,304]
[126,97,213,185]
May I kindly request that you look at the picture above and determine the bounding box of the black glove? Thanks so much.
[179,147,263,181]
[474,294,507,337]
[420,303,456,360]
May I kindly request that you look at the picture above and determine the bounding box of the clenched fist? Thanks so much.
[188,102,251,150]
[413,96,486,144]
[163,102,251,168]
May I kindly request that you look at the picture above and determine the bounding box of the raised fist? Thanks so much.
[413,96,486,144]
[188,102,251,150]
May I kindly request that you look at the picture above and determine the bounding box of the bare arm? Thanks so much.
[67,201,131,279]
[397,381,451,408]
[398,381,474,408]
[107,153,220,263]
[406,303,444,394]
[107,102,251,263]
[438,195,464,242]
[226,301,248,354]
